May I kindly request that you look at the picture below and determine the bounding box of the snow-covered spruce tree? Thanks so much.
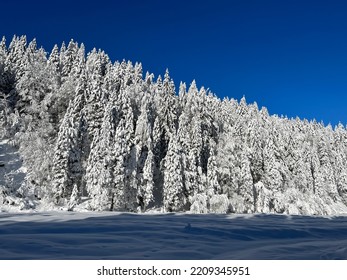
[0,36,8,94]
[133,96,155,211]
[46,42,85,132]
[60,39,78,81]
[47,44,61,85]
[6,35,27,82]
[334,124,347,204]
[190,140,222,214]
[51,108,80,204]
[215,118,239,201]
[0,36,6,66]
[151,115,166,205]
[151,71,180,203]
[0,37,10,136]
[84,49,106,138]
[238,149,255,213]
[177,81,201,201]
[140,148,155,211]
[15,40,48,116]
[163,134,186,212]
[206,144,220,196]
[51,71,87,204]
[157,69,178,135]
[118,86,138,211]
[85,102,117,211]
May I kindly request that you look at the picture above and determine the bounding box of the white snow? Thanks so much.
[0,212,346,260]
[0,139,24,188]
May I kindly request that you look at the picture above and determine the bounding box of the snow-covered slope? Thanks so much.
[0,139,24,186]
[2,36,347,215]
[0,139,28,209]
[0,212,346,260]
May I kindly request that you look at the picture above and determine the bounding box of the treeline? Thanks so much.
[1,35,347,215]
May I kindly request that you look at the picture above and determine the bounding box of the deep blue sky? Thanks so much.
[1,0,347,126]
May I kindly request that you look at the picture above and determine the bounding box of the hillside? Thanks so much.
[1,35,347,215]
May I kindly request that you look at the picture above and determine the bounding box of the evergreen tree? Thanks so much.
[51,72,86,203]
[86,103,117,211]
[163,135,186,212]
[51,107,80,204]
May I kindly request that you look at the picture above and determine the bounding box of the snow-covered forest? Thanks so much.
[1,35,347,215]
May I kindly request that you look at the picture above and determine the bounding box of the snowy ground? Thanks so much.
[0,212,347,260]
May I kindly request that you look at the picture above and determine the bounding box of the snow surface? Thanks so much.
[0,212,347,260]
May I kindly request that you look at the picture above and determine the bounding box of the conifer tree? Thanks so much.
[51,107,80,203]
[51,72,86,203]
[0,36,7,91]
[163,135,186,212]
[206,146,220,196]
[86,102,117,210]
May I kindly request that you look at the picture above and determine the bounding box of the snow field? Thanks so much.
[0,212,346,260]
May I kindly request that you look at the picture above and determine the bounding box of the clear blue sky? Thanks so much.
[1,0,347,126]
